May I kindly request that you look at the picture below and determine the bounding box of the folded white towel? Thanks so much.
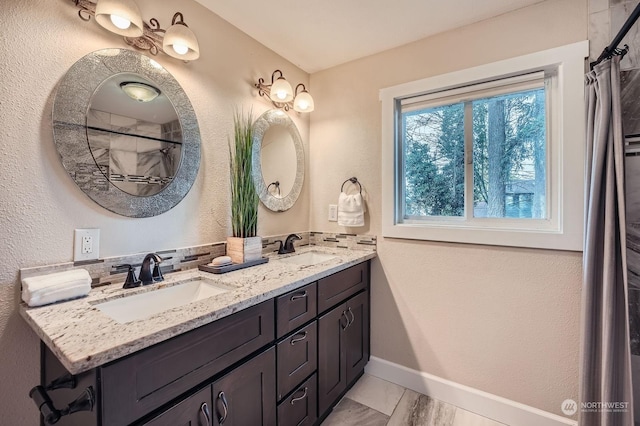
[338,192,366,227]
[22,269,91,307]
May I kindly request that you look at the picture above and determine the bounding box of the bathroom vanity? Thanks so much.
[21,247,374,425]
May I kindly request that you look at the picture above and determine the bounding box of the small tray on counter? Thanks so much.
[198,257,269,274]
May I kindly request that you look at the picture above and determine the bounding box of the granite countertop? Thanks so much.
[19,246,376,375]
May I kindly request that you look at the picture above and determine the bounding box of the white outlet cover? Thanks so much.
[328,204,338,222]
[74,229,100,262]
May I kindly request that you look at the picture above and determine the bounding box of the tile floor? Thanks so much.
[321,374,506,426]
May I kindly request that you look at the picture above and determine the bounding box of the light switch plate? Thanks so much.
[328,204,338,222]
[74,229,100,262]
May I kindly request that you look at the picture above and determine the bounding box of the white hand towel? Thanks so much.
[22,269,91,307]
[338,192,366,227]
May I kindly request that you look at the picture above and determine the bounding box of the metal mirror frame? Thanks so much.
[52,48,201,218]
[251,110,304,212]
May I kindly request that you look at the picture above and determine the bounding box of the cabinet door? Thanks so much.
[318,302,348,414]
[345,290,369,384]
[142,387,213,426]
[212,347,276,426]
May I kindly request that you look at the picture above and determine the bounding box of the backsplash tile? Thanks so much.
[20,232,376,289]
[310,232,377,251]
[20,243,226,289]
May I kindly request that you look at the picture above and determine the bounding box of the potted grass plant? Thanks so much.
[226,108,261,264]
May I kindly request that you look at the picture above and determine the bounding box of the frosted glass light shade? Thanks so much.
[163,24,200,61]
[95,0,143,37]
[270,77,293,103]
[120,82,160,102]
[293,91,314,112]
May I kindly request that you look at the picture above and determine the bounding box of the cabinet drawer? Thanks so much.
[141,386,212,426]
[318,262,368,313]
[277,321,317,400]
[101,300,275,426]
[277,374,317,426]
[276,282,317,338]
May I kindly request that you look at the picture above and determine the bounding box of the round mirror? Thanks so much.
[252,110,304,212]
[53,48,200,217]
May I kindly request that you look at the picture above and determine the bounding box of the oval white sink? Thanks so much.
[94,278,231,324]
[279,251,337,266]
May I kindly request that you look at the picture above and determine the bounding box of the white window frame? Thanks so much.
[380,41,588,251]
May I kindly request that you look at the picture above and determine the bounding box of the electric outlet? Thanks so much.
[82,236,92,254]
[74,229,100,262]
[328,204,338,222]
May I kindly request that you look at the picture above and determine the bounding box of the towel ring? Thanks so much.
[267,181,281,196]
[341,177,362,194]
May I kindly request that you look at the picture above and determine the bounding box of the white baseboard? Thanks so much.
[365,356,577,426]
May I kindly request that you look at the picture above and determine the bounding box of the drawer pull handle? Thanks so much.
[290,387,308,405]
[290,331,308,345]
[341,311,349,330]
[290,290,307,301]
[347,307,355,325]
[200,402,212,426]
[217,391,228,424]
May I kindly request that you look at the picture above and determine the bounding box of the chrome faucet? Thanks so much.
[280,234,302,254]
[139,253,164,285]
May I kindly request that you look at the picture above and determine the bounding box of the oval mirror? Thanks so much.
[53,48,200,217]
[252,110,304,212]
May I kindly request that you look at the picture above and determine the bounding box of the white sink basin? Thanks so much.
[279,251,337,266]
[94,278,231,324]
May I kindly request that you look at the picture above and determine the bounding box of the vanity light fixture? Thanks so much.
[94,0,143,37]
[120,81,161,102]
[255,70,315,113]
[293,84,314,113]
[72,0,200,61]
[162,13,200,60]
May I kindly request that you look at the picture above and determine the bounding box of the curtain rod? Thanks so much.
[591,2,640,69]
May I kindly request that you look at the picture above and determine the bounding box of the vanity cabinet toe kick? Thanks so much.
[39,260,370,426]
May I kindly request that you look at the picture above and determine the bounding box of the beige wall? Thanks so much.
[309,0,586,416]
[0,0,309,422]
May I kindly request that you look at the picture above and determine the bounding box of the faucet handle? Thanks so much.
[152,262,164,282]
[120,264,141,289]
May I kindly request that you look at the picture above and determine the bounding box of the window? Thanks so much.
[381,41,588,250]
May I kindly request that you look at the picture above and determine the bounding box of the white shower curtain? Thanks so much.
[580,55,634,425]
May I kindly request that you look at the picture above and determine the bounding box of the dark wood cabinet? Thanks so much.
[318,301,348,415]
[40,260,370,426]
[101,301,274,426]
[277,374,317,426]
[276,282,317,338]
[345,291,370,384]
[318,290,369,415]
[212,347,276,426]
[276,321,317,400]
[318,262,368,313]
[142,387,212,426]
